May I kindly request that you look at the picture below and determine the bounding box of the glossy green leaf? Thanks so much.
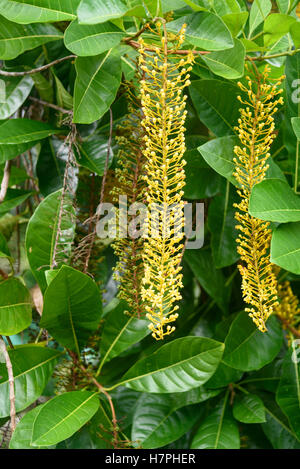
[117,336,224,393]
[0,140,38,164]
[191,397,240,449]
[76,137,114,176]
[184,147,221,199]
[31,391,100,446]
[208,180,239,268]
[0,118,64,144]
[223,313,283,372]
[184,249,230,312]
[0,278,31,336]
[64,20,125,56]
[249,0,272,37]
[167,12,234,51]
[0,16,63,60]
[131,394,199,448]
[264,13,296,46]
[0,75,33,120]
[201,39,245,79]
[73,49,122,124]
[205,361,243,389]
[100,300,150,365]
[36,137,67,196]
[222,11,248,37]
[290,21,300,49]
[190,80,240,136]
[271,222,300,274]
[0,188,32,215]
[77,0,128,25]
[9,406,50,449]
[233,394,266,423]
[25,190,75,291]
[0,0,80,24]
[276,344,300,439]
[0,345,61,417]
[41,265,102,354]
[249,179,300,222]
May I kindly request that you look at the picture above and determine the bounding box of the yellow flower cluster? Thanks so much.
[234,65,284,332]
[138,25,194,340]
[111,86,146,318]
[275,280,300,335]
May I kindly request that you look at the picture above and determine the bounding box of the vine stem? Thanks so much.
[0,337,16,433]
[29,96,72,115]
[0,55,76,77]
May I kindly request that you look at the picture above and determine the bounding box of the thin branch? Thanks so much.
[280,318,300,339]
[29,96,72,115]
[0,55,76,77]
[0,337,16,433]
[247,48,300,62]
[0,160,11,203]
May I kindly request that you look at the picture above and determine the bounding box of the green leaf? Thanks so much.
[191,396,240,449]
[25,189,75,291]
[36,137,66,196]
[222,11,248,37]
[190,80,240,136]
[184,147,221,199]
[0,345,61,417]
[53,72,73,110]
[208,180,239,268]
[31,391,100,446]
[292,116,300,139]
[271,222,300,274]
[100,300,150,365]
[0,0,80,24]
[0,140,38,164]
[77,0,128,25]
[264,13,296,46]
[0,188,32,216]
[0,75,33,120]
[9,406,50,449]
[117,336,224,393]
[249,179,300,223]
[41,265,102,354]
[205,361,243,389]
[64,20,125,57]
[0,15,63,60]
[184,249,230,312]
[73,49,122,124]
[131,394,199,448]
[0,118,64,144]
[76,137,114,176]
[276,344,300,440]
[201,39,245,79]
[233,394,266,423]
[167,12,234,51]
[290,22,300,49]
[223,313,283,372]
[0,278,31,336]
[249,0,272,37]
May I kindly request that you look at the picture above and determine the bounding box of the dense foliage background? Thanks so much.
[0,0,300,450]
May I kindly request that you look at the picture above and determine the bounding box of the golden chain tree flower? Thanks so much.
[111,84,146,317]
[138,23,194,340]
[234,65,284,332]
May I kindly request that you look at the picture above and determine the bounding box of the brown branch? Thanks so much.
[0,160,11,203]
[0,337,16,433]
[280,318,300,339]
[29,96,72,115]
[0,55,76,77]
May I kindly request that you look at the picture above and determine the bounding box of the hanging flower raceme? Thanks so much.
[138,23,194,340]
[111,83,147,318]
[234,65,284,332]
[275,280,300,336]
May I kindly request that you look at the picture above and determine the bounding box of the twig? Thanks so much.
[0,55,76,77]
[0,337,16,433]
[29,96,72,115]
[0,160,11,203]
[5,336,14,349]
[280,318,300,339]
[246,48,300,62]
